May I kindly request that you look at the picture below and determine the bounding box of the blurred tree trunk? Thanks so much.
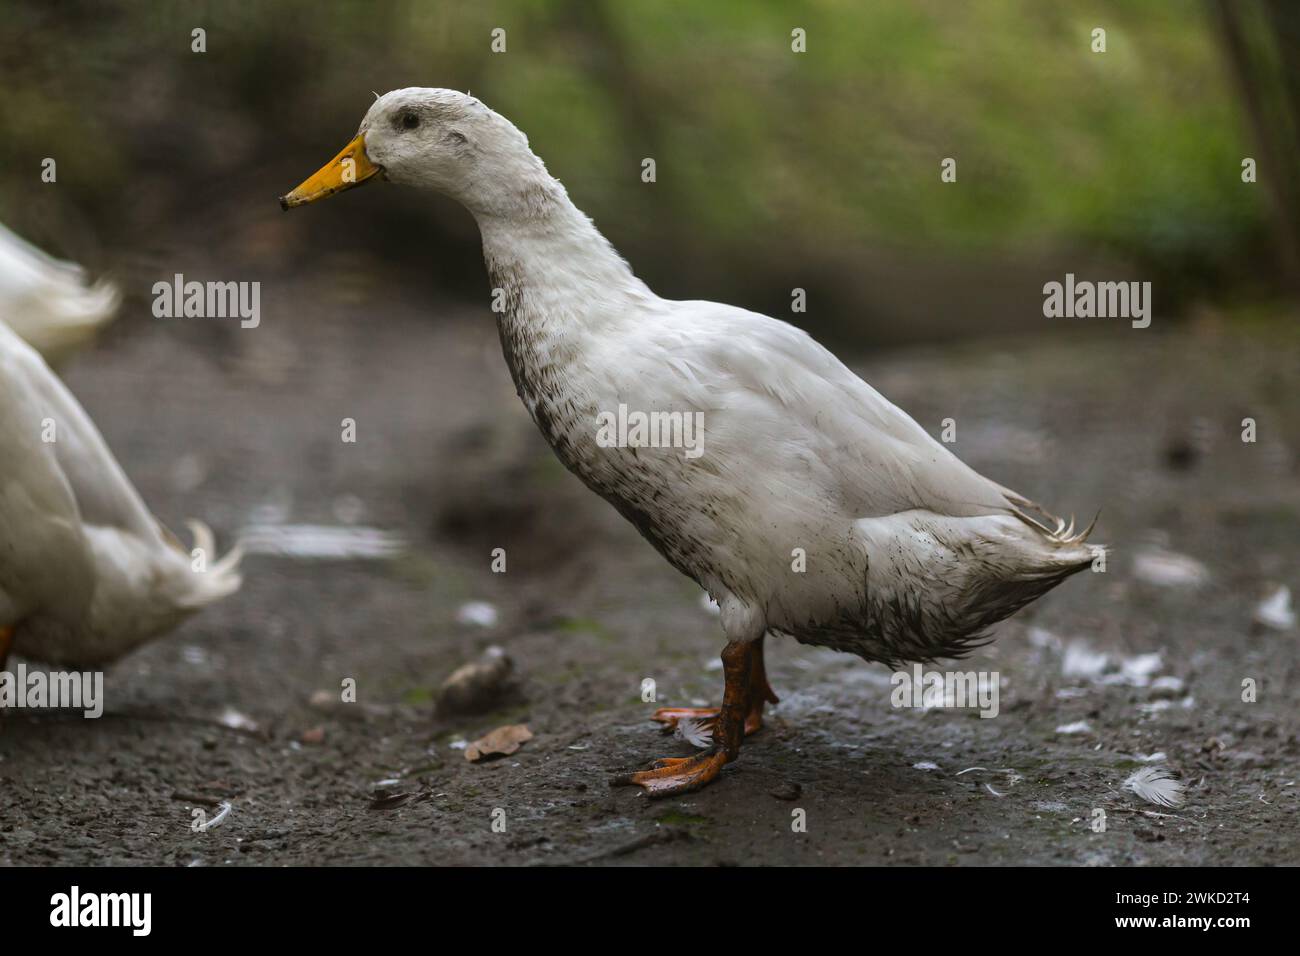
[1211,0,1300,294]
[1263,0,1300,151]
[562,0,668,161]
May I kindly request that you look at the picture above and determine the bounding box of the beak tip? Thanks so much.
[281,133,377,212]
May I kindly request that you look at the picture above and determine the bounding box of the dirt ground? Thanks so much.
[1,274,1297,866]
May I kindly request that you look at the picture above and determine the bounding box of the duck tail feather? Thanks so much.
[177,519,244,608]
[1009,499,1102,548]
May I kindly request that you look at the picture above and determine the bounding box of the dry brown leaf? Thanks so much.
[465,723,533,762]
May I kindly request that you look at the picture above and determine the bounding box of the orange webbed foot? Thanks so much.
[619,639,761,796]
[611,750,728,797]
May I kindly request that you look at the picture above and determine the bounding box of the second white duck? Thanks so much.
[0,319,241,671]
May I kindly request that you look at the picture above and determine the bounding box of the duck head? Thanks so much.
[280,87,553,218]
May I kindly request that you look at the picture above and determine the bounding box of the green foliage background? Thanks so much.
[0,0,1293,338]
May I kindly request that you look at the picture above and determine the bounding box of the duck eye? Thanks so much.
[400,112,420,130]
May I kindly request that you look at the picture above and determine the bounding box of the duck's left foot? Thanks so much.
[611,750,728,797]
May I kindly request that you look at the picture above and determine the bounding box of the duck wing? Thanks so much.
[639,300,1030,522]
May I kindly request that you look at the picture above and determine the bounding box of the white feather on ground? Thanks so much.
[674,717,714,749]
[1132,547,1209,588]
[1124,767,1185,808]
[1254,585,1295,631]
[455,600,499,628]
[1055,720,1092,735]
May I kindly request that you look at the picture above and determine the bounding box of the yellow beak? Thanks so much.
[279,133,381,210]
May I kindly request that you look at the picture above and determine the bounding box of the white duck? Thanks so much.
[282,88,1098,796]
[0,222,120,365]
[0,318,242,670]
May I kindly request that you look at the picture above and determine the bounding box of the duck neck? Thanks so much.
[474,177,652,336]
